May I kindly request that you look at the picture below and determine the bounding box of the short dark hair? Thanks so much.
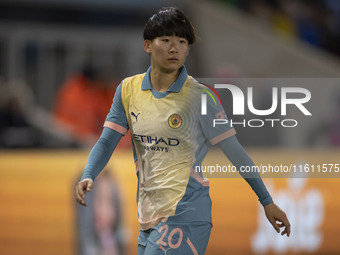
[143,7,196,45]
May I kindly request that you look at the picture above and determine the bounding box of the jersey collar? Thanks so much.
[141,66,188,93]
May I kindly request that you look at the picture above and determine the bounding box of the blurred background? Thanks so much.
[0,0,339,254]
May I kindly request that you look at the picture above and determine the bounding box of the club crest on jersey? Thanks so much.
[168,114,182,129]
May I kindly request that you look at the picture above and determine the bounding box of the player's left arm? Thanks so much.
[218,136,291,237]
[198,84,290,236]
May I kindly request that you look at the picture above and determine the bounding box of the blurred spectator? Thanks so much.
[324,0,340,56]
[294,1,327,48]
[0,77,84,148]
[218,0,340,58]
[76,170,126,255]
[53,65,118,145]
[0,78,38,147]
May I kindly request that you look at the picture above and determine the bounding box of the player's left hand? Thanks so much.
[264,202,290,237]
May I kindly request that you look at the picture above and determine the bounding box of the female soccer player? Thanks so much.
[76,7,290,255]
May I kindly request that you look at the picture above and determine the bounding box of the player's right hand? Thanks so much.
[75,178,94,207]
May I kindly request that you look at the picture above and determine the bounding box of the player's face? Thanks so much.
[144,35,190,73]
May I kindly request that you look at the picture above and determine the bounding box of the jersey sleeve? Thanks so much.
[104,82,129,135]
[219,136,273,207]
[199,86,236,145]
[81,127,123,181]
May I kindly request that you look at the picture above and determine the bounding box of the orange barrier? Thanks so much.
[0,149,339,255]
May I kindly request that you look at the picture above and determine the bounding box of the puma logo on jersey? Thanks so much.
[131,112,140,121]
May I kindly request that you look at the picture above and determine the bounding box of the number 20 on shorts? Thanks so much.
[156,224,198,255]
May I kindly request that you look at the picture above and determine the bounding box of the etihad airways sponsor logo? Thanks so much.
[133,134,180,146]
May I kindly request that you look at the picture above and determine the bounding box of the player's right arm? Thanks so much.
[75,127,123,206]
[76,178,93,206]
[75,82,129,206]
